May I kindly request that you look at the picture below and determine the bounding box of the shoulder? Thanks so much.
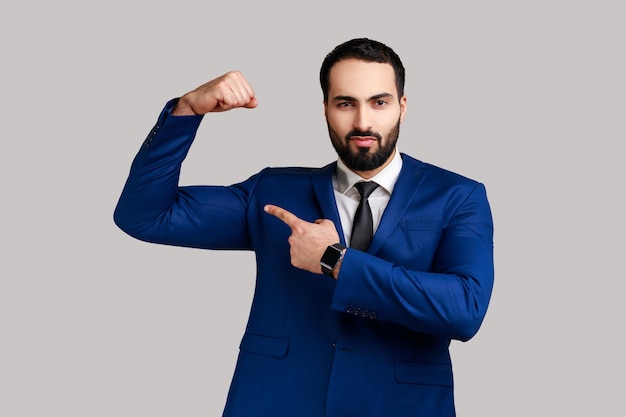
[256,162,335,182]
[400,153,482,187]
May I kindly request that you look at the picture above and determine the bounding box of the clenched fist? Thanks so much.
[172,71,258,116]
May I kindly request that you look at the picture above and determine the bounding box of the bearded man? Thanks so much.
[114,38,495,417]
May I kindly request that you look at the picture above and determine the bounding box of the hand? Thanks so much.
[264,204,341,276]
[172,70,258,115]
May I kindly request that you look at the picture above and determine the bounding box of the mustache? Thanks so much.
[344,130,383,141]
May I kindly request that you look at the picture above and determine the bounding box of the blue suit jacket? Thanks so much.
[114,101,494,417]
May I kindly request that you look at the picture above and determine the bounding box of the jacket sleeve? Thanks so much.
[113,99,257,250]
[331,183,494,342]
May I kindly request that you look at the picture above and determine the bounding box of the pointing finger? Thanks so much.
[264,204,302,229]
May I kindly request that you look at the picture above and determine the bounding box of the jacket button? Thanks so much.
[144,125,159,148]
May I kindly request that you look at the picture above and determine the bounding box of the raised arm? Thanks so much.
[113,71,260,250]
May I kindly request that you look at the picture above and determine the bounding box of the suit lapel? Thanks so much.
[310,162,348,246]
[368,154,427,254]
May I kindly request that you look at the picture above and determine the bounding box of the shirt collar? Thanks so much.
[335,148,403,195]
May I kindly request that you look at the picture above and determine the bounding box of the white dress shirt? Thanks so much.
[332,148,403,248]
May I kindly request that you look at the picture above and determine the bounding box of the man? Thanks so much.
[114,38,494,417]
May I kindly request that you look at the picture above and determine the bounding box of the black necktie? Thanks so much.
[351,181,379,251]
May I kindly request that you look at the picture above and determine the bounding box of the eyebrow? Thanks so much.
[331,92,395,102]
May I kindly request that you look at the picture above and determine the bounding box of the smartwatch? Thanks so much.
[320,243,346,276]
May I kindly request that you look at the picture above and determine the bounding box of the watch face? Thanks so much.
[321,246,342,268]
[320,244,345,273]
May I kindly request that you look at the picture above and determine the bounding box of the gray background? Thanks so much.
[2,1,624,416]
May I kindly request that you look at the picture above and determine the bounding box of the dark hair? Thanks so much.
[319,38,405,102]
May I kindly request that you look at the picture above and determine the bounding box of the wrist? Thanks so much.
[171,96,195,116]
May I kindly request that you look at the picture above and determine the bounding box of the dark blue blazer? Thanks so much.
[114,101,495,417]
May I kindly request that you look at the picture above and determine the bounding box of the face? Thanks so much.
[324,59,407,178]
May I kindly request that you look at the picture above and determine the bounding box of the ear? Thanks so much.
[399,96,407,123]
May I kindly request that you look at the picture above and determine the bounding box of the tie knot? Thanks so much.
[354,181,379,199]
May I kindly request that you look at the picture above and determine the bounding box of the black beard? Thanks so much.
[328,121,400,172]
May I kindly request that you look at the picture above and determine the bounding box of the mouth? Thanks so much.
[350,136,377,148]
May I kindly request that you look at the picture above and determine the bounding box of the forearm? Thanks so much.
[333,245,493,341]
[113,99,204,241]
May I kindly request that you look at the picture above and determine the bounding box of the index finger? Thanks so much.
[264,204,302,229]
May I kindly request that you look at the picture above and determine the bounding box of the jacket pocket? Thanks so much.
[239,333,289,358]
[395,362,453,387]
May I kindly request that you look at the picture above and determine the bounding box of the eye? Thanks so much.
[337,101,353,108]
[374,100,388,107]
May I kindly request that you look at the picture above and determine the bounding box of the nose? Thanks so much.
[353,107,372,133]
